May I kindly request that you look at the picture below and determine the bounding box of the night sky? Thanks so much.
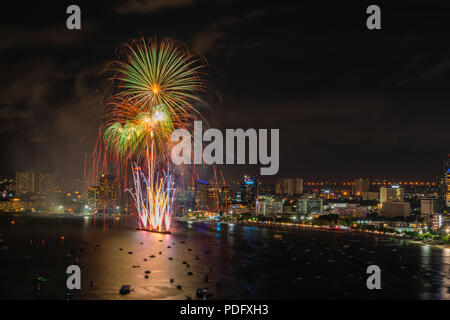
[1,0,450,181]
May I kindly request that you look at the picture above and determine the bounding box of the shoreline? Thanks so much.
[2,213,449,250]
[175,217,450,250]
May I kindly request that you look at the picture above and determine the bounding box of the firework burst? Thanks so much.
[100,37,207,232]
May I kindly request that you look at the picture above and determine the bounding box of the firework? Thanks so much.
[101,38,207,232]
[103,38,206,160]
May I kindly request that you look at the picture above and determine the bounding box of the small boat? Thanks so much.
[119,285,131,295]
[196,288,212,298]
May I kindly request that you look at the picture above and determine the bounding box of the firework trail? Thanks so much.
[100,37,207,232]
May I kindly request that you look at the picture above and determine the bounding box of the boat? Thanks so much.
[196,288,212,298]
[119,285,131,295]
[136,228,171,234]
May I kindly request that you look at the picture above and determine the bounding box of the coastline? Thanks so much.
[175,217,450,250]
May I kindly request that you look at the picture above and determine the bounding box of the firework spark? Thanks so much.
[101,38,207,232]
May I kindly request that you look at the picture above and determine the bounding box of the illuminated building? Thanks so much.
[38,173,57,194]
[177,186,195,213]
[98,174,117,209]
[353,178,369,195]
[380,186,404,203]
[361,191,379,201]
[219,184,231,213]
[282,178,294,194]
[296,198,323,214]
[294,178,303,194]
[333,205,368,219]
[15,172,36,194]
[240,175,258,204]
[275,178,303,195]
[420,197,435,217]
[206,186,220,212]
[283,201,297,214]
[446,154,450,208]
[437,173,446,212]
[88,186,99,209]
[229,204,249,215]
[275,182,282,194]
[430,214,443,230]
[255,196,283,216]
[234,191,242,203]
[196,180,208,209]
[381,201,410,219]
[0,199,36,212]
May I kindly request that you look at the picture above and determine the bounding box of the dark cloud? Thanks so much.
[0,25,91,50]
[1,0,450,180]
[114,0,196,14]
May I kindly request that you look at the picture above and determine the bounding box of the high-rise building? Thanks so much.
[381,201,410,219]
[276,178,303,195]
[294,178,303,194]
[353,178,369,195]
[361,191,379,201]
[195,179,209,210]
[380,186,404,203]
[283,178,294,194]
[98,174,117,209]
[177,185,195,213]
[88,186,99,209]
[15,172,36,194]
[421,197,435,217]
[219,184,231,213]
[275,182,282,194]
[255,196,283,216]
[445,154,450,208]
[240,175,258,205]
[437,173,446,212]
[296,198,323,214]
[38,173,57,194]
[206,186,220,212]
[430,214,443,230]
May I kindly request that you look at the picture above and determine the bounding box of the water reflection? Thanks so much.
[0,214,449,300]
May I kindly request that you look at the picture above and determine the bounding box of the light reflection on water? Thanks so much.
[0,214,449,300]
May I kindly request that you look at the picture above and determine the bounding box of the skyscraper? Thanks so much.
[353,178,369,195]
[195,179,209,210]
[240,175,258,205]
[98,174,117,209]
[294,178,303,194]
[15,172,36,194]
[380,186,404,203]
[437,173,446,212]
[219,184,231,213]
[283,178,294,194]
[421,197,435,217]
[38,173,57,194]
[446,154,450,208]
[275,178,303,195]
[88,186,99,209]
